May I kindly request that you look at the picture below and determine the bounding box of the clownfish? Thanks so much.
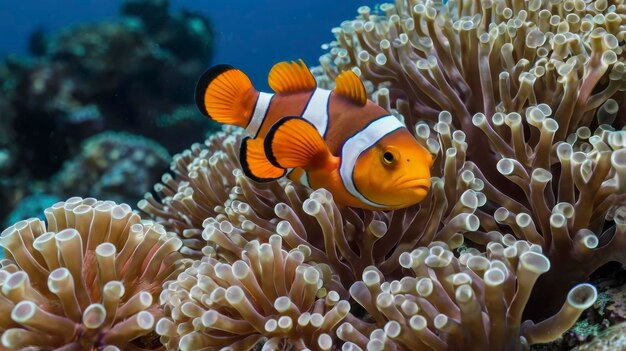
[195,60,433,210]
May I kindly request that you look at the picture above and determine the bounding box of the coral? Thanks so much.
[39,0,214,141]
[569,320,603,343]
[573,321,626,350]
[120,0,214,61]
[52,132,170,206]
[153,105,221,152]
[2,0,214,181]
[0,56,31,224]
[0,197,188,350]
[0,0,216,227]
[0,56,24,157]
[589,265,626,323]
[314,0,626,315]
[120,0,170,31]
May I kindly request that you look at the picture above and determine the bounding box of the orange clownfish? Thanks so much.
[195,60,434,210]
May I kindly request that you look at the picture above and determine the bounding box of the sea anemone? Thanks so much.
[313,0,626,315]
[157,234,347,350]
[157,232,597,350]
[339,237,597,350]
[0,197,187,350]
[142,116,485,291]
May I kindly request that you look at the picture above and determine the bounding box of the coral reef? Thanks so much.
[153,105,220,152]
[573,321,626,350]
[0,197,188,350]
[0,58,19,175]
[0,0,216,225]
[0,56,33,226]
[52,132,171,206]
[5,0,214,176]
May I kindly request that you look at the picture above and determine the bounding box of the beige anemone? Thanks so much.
[0,197,188,350]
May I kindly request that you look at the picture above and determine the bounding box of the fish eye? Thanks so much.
[382,151,396,165]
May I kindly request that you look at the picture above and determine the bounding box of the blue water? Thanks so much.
[0,0,379,89]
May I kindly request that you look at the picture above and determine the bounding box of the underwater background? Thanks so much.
[0,0,380,89]
[0,0,624,350]
[0,0,378,226]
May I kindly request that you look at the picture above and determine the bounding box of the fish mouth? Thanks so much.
[372,178,431,209]
[395,178,431,191]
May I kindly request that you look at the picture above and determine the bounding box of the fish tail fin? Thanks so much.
[265,116,336,171]
[195,65,257,128]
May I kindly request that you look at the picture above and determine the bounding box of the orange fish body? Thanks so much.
[196,60,433,210]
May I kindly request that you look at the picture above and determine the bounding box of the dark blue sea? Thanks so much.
[0,0,378,89]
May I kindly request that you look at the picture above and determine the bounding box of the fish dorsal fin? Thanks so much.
[334,70,367,106]
[268,60,317,94]
[265,116,337,171]
[240,137,286,182]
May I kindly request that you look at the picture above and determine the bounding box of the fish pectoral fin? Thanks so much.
[240,137,286,182]
[333,70,367,106]
[265,116,335,171]
[268,59,317,94]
